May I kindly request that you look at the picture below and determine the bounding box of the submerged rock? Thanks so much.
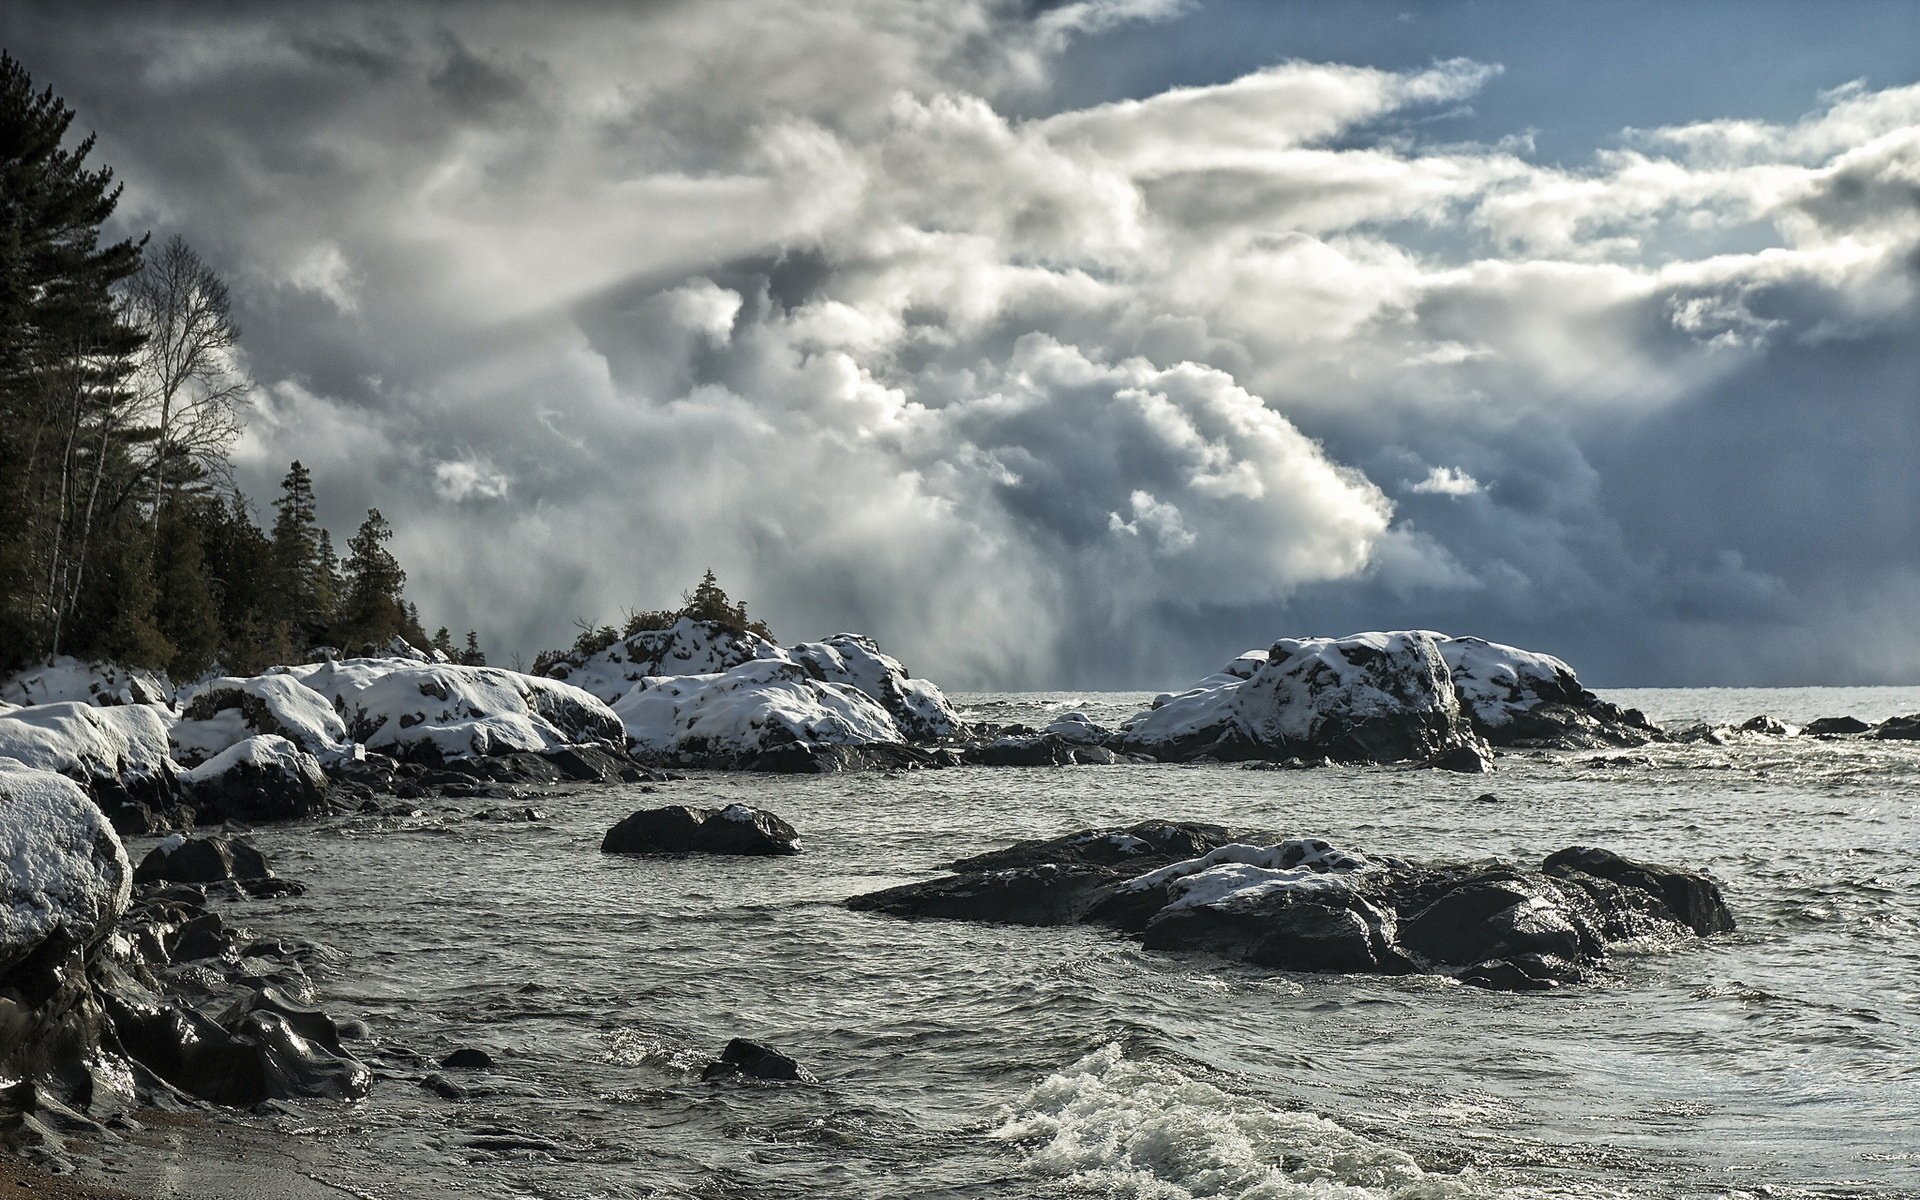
[849,821,1732,991]
[601,804,800,856]
[701,1038,811,1082]
[1738,715,1794,736]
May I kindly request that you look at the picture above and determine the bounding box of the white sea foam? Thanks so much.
[994,1042,1491,1198]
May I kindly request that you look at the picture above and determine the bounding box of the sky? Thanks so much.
[5,0,1918,689]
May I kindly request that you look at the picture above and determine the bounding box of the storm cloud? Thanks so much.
[7,1,1917,686]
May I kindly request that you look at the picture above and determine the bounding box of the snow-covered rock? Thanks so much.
[544,618,963,745]
[0,655,173,708]
[283,657,622,762]
[1120,632,1487,764]
[0,761,131,974]
[179,734,329,822]
[0,701,177,814]
[787,633,963,741]
[172,672,352,764]
[1436,635,1655,747]
[544,617,781,700]
[614,659,906,767]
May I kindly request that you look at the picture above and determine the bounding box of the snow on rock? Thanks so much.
[172,672,352,764]
[0,701,176,807]
[177,734,329,822]
[786,633,963,741]
[0,761,132,974]
[1121,632,1486,764]
[614,659,905,765]
[1041,712,1114,745]
[1123,840,1370,911]
[0,655,173,708]
[545,619,963,745]
[1434,634,1657,747]
[284,657,622,762]
[544,618,782,702]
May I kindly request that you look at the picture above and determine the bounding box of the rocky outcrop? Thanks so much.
[0,702,178,833]
[614,659,916,769]
[1804,715,1872,736]
[601,804,800,855]
[172,673,352,764]
[133,835,274,887]
[1874,714,1920,740]
[1115,632,1655,766]
[285,657,623,762]
[1,764,366,1127]
[849,821,1731,991]
[1438,636,1656,748]
[179,735,330,823]
[0,656,173,709]
[544,618,964,766]
[1119,633,1493,765]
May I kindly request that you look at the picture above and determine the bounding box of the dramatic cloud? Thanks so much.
[8,2,1917,685]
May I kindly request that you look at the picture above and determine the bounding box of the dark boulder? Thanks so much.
[1428,742,1494,773]
[701,1038,810,1082]
[1873,714,1920,740]
[1803,715,1871,736]
[183,739,329,824]
[737,741,935,773]
[1541,846,1734,935]
[849,863,1121,927]
[601,804,799,856]
[963,734,1122,767]
[133,836,273,886]
[1738,715,1792,736]
[848,821,1732,992]
[440,1047,495,1071]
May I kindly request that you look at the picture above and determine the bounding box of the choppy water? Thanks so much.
[123,688,1920,1198]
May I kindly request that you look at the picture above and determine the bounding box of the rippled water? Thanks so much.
[128,688,1920,1198]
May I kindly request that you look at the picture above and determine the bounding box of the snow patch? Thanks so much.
[1125,840,1370,911]
[0,655,173,708]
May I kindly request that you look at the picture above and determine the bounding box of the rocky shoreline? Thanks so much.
[3,629,1910,1188]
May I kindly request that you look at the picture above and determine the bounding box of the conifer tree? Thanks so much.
[152,498,223,676]
[0,52,148,666]
[337,508,409,652]
[460,630,486,666]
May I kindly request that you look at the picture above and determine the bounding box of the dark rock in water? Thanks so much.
[472,806,544,822]
[1803,715,1872,736]
[848,821,1732,992]
[220,987,349,1056]
[963,734,1124,767]
[1738,715,1792,736]
[185,740,329,824]
[849,863,1121,927]
[1541,845,1735,936]
[441,1047,495,1071]
[104,983,371,1106]
[540,744,631,783]
[1473,792,1499,803]
[1873,714,1920,741]
[419,1073,468,1100]
[133,835,273,886]
[601,804,799,856]
[1429,742,1493,773]
[701,1039,810,1082]
[737,741,935,773]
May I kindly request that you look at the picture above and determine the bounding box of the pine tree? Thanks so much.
[460,630,486,667]
[268,460,328,648]
[336,508,409,653]
[0,52,149,667]
[430,626,454,659]
[152,497,223,677]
